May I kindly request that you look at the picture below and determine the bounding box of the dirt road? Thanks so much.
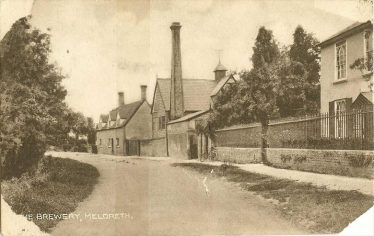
[51,153,306,235]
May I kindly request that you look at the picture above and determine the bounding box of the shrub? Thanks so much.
[293,154,307,163]
[91,144,98,154]
[280,154,292,163]
[1,155,100,232]
[345,154,373,168]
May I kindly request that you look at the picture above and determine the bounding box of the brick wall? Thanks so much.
[152,86,168,139]
[267,148,374,179]
[96,128,126,156]
[216,124,261,148]
[139,137,167,157]
[216,117,324,148]
[267,119,312,148]
[215,147,374,179]
[167,121,189,159]
[139,139,153,156]
[216,147,261,164]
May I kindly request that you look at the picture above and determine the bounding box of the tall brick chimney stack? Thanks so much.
[118,92,125,106]
[140,85,147,101]
[170,22,184,120]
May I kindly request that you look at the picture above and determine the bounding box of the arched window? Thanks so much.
[336,41,346,80]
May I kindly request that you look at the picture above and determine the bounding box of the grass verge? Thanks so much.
[172,162,373,234]
[1,155,100,232]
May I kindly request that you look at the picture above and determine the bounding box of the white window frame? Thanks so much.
[364,30,372,70]
[335,41,347,81]
[334,99,347,138]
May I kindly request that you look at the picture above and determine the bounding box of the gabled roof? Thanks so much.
[153,78,217,112]
[361,91,373,104]
[155,78,171,111]
[354,91,373,104]
[210,74,236,97]
[117,101,143,119]
[98,100,146,130]
[318,21,372,48]
[183,79,217,111]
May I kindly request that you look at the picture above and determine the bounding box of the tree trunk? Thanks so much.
[261,120,269,165]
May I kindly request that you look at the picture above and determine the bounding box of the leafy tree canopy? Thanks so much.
[0,17,94,177]
[252,27,280,69]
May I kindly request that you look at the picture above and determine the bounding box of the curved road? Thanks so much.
[50,153,306,236]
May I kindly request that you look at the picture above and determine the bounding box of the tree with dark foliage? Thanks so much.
[208,27,281,163]
[0,17,68,177]
[0,17,94,178]
[277,48,309,117]
[208,26,321,163]
[289,26,320,114]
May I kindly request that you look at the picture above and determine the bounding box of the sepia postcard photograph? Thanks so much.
[0,0,373,235]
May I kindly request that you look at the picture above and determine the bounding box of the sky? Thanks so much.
[0,0,372,121]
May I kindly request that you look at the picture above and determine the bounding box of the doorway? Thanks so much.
[189,135,198,159]
[111,138,114,154]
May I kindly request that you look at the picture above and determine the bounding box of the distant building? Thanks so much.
[319,20,373,114]
[151,22,236,159]
[96,86,152,156]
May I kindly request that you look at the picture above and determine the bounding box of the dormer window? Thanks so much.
[336,41,346,80]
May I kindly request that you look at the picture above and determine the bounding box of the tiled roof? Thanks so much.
[210,74,236,97]
[183,79,217,111]
[117,101,143,119]
[98,100,145,130]
[318,21,372,48]
[156,78,217,111]
[360,91,373,104]
[156,79,171,111]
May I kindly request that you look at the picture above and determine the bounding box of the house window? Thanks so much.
[336,41,346,80]
[99,139,102,146]
[108,138,111,147]
[159,116,166,130]
[364,30,372,67]
[335,99,346,113]
[335,99,346,138]
[116,138,120,147]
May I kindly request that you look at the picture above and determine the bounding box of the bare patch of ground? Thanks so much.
[50,153,306,235]
[172,162,374,234]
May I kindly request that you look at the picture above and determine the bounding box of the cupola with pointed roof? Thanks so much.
[214,60,227,81]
